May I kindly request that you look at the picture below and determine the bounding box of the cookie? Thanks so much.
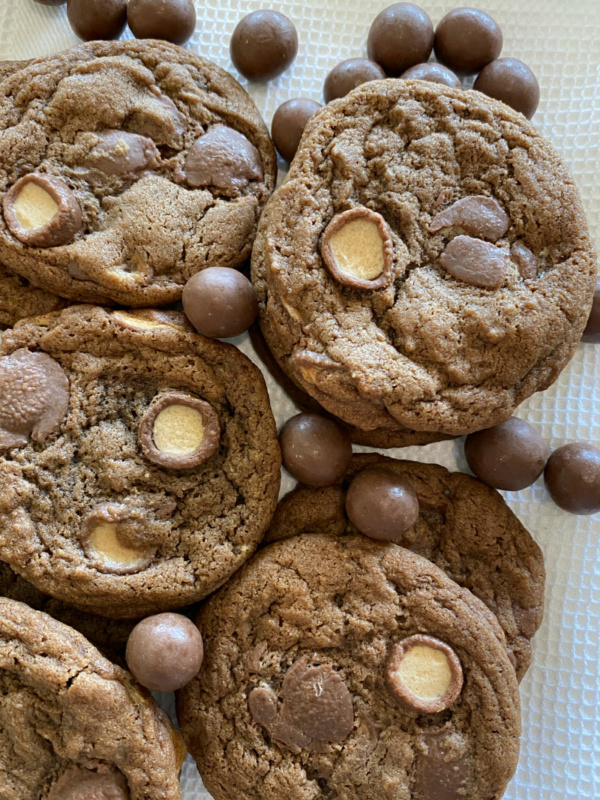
[177,533,521,800]
[252,79,596,438]
[0,597,183,799]
[0,40,276,306]
[266,453,545,681]
[0,305,280,617]
[0,59,31,83]
[0,261,68,329]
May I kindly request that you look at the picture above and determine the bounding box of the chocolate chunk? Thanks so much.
[67,0,128,41]
[182,267,258,338]
[139,391,221,470]
[401,62,461,88]
[127,0,197,45]
[429,195,509,242]
[0,349,69,451]
[582,280,600,342]
[3,173,82,248]
[230,10,298,82]
[126,613,204,692]
[474,57,540,120]
[183,125,263,192]
[367,3,434,77]
[271,98,322,162]
[544,442,600,515]
[323,59,386,103]
[511,241,538,280]
[279,413,352,488]
[434,8,503,73]
[84,130,161,177]
[81,503,156,575]
[47,766,129,800]
[321,207,394,290]
[345,467,420,542]
[464,417,549,491]
[439,235,509,289]
[414,730,469,800]
[387,634,464,713]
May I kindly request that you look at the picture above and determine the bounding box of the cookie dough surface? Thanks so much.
[253,79,596,436]
[0,306,280,617]
[177,533,520,800]
[0,261,67,329]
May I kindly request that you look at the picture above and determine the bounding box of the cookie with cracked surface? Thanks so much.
[0,261,68,329]
[0,305,280,618]
[0,40,276,307]
[0,597,183,800]
[252,79,597,438]
[177,533,521,800]
[265,453,545,681]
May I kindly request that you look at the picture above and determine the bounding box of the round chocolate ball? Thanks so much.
[182,268,258,339]
[434,7,503,73]
[230,10,298,82]
[127,0,196,45]
[271,98,321,163]
[66,0,127,41]
[464,417,549,491]
[545,443,600,515]
[126,613,204,692]
[323,58,386,103]
[346,467,420,542]
[581,280,600,343]
[401,62,461,88]
[279,413,352,488]
[474,57,540,120]
[367,3,434,77]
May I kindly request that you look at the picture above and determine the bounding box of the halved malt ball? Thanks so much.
[81,504,154,574]
[3,173,82,247]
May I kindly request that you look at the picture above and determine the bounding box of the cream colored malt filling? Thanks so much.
[395,645,452,700]
[88,522,146,569]
[13,183,59,230]
[329,218,385,280]
[153,405,205,454]
[112,311,166,330]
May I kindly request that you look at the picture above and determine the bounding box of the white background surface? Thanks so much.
[2,1,599,798]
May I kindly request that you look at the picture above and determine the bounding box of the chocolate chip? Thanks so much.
[345,467,420,542]
[81,503,156,574]
[183,125,263,192]
[230,10,298,82]
[0,349,69,452]
[126,613,204,692]
[400,62,461,88]
[3,173,82,248]
[323,59,386,103]
[544,442,600,515]
[182,267,258,338]
[84,130,160,178]
[464,417,549,491]
[279,413,352,488]
[271,98,322,162]
[67,0,127,41]
[413,730,469,800]
[582,280,600,343]
[47,766,128,800]
[367,3,434,77]
[474,57,540,120]
[439,235,509,289]
[434,8,503,73]
[127,0,197,45]
[429,195,509,243]
[511,241,538,280]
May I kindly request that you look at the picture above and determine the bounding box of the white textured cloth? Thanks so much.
[1,1,598,798]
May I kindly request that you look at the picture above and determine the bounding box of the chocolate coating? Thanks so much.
[430,195,509,242]
[434,7,503,73]
[67,0,127,41]
[440,235,509,289]
[182,267,258,338]
[545,443,600,515]
[183,125,263,192]
[127,0,197,46]
[465,417,549,491]
[323,58,386,103]
[126,613,204,692]
[401,62,461,88]
[84,130,160,177]
[271,98,321,162]
[34,0,66,5]
[367,3,434,77]
[581,280,600,343]
[345,467,420,541]
[279,413,352,488]
[230,10,298,82]
[48,766,128,800]
[474,57,540,120]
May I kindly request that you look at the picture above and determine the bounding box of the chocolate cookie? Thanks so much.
[266,454,545,681]
[252,79,596,438]
[0,597,183,799]
[0,40,276,306]
[0,305,280,617]
[177,533,521,800]
[0,261,68,329]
